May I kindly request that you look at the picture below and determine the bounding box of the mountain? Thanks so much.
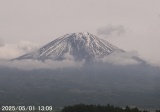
[14,32,125,62]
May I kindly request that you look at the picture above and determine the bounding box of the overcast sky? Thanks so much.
[0,0,160,65]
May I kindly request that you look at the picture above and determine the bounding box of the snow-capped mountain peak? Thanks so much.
[14,32,125,61]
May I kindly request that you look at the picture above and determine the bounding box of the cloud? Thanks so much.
[0,41,39,59]
[145,58,160,68]
[63,52,75,60]
[96,51,140,66]
[0,44,20,59]
[0,38,4,47]
[0,59,84,70]
[17,40,39,53]
[0,51,142,70]
[97,24,125,38]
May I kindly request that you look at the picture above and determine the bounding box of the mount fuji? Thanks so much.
[14,32,139,62]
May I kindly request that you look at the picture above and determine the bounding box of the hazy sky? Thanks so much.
[0,0,160,65]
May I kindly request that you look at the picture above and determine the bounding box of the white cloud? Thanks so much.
[63,52,74,60]
[0,41,39,59]
[96,51,140,66]
[97,24,125,38]
[0,44,20,59]
[17,40,39,53]
[145,58,160,68]
[1,50,160,71]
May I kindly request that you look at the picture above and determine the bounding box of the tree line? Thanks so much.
[62,104,160,112]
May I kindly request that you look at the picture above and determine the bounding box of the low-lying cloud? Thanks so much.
[0,40,39,59]
[0,59,84,70]
[97,24,125,38]
[97,51,140,65]
[17,40,38,53]
[0,40,158,70]
[0,51,142,70]
[0,38,4,47]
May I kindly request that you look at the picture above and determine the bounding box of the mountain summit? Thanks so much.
[14,32,125,61]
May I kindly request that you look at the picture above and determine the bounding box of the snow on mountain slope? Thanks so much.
[14,32,125,62]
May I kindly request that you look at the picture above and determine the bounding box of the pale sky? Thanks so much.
[0,0,160,65]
